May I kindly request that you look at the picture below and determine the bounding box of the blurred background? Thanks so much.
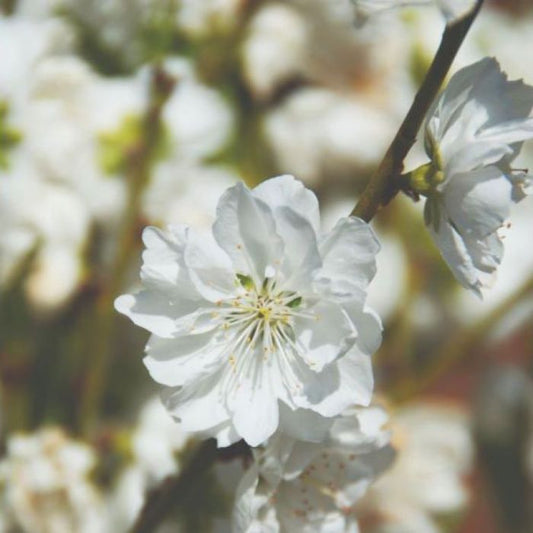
[1,0,533,531]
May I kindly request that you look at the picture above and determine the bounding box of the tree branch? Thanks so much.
[351,0,484,222]
[130,439,218,533]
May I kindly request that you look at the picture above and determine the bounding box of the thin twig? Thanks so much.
[351,0,484,222]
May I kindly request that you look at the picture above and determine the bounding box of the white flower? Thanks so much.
[142,159,239,229]
[116,175,381,447]
[358,402,473,533]
[242,3,308,101]
[414,58,533,295]
[351,0,475,25]
[233,406,394,533]
[161,58,234,162]
[0,174,89,309]
[265,88,397,184]
[177,0,242,37]
[0,428,105,533]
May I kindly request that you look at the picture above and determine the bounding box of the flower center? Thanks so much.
[215,274,310,367]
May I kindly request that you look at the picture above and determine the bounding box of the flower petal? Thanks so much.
[278,404,333,445]
[161,374,232,440]
[292,301,355,371]
[213,182,284,284]
[315,217,380,303]
[183,229,236,302]
[252,174,320,234]
[444,166,513,239]
[426,206,482,295]
[310,349,374,417]
[274,206,322,291]
[114,291,200,338]
[143,331,224,387]
[229,367,280,447]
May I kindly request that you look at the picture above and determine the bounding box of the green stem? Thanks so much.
[390,275,533,404]
[79,66,175,435]
[351,0,484,222]
[130,440,218,533]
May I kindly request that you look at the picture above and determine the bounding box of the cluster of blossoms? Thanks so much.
[1,0,533,531]
[0,428,105,533]
[116,57,533,533]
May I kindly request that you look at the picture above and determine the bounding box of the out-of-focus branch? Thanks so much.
[351,0,484,222]
[79,66,175,434]
[130,440,218,533]
[391,274,533,404]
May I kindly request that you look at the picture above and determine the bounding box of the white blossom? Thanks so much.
[358,402,473,533]
[161,57,234,162]
[233,406,394,533]
[116,175,381,447]
[142,159,239,229]
[351,0,475,25]
[416,58,533,295]
[265,88,397,184]
[0,428,105,533]
[0,174,89,309]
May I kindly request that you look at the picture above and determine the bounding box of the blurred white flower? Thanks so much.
[0,175,89,309]
[142,159,239,229]
[233,406,394,533]
[0,428,105,533]
[265,88,397,184]
[244,0,411,101]
[359,402,473,533]
[19,55,147,222]
[116,175,381,447]
[131,396,190,481]
[161,57,234,161]
[415,58,533,294]
[242,3,308,101]
[177,0,242,37]
[351,0,475,25]
[0,12,74,109]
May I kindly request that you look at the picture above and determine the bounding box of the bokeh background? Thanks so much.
[1,0,533,531]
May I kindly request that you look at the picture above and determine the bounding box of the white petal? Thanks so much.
[162,375,231,438]
[444,166,512,239]
[315,217,380,303]
[233,465,277,533]
[311,350,374,417]
[343,304,383,356]
[431,58,533,173]
[183,229,236,301]
[293,301,355,371]
[426,207,482,294]
[114,291,195,337]
[479,117,533,147]
[274,206,322,291]
[252,175,321,234]
[229,370,280,447]
[213,182,284,284]
[143,331,223,387]
[279,404,333,444]
[140,225,185,286]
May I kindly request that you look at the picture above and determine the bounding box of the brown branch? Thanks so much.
[351,0,484,222]
[130,440,218,533]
